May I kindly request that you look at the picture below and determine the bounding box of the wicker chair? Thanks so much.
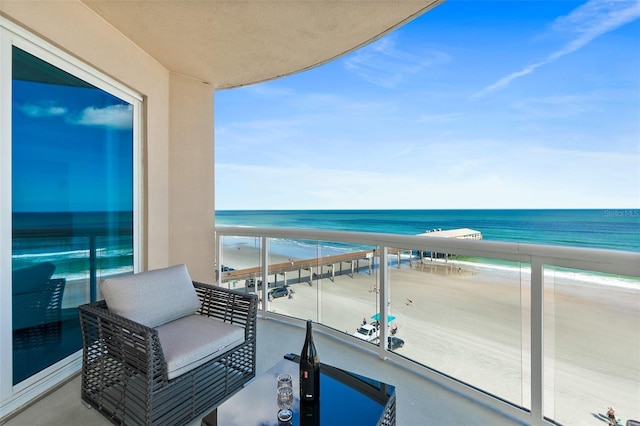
[78,265,257,426]
[13,262,66,350]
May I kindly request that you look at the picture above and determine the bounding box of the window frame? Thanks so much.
[0,16,143,413]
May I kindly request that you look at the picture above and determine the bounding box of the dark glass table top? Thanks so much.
[202,354,395,426]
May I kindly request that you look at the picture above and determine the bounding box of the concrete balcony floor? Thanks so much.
[4,318,524,425]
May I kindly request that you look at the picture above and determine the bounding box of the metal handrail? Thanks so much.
[216,226,639,275]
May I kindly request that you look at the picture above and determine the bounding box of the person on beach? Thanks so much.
[607,406,616,425]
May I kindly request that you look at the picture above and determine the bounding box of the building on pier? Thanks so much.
[416,228,482,240]
[415,228,482,260]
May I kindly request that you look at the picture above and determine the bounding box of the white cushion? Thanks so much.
[99,264,200,328]
[156,314,245,380]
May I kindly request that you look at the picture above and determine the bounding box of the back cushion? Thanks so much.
[99,264,201,328]
[12,262,56,295]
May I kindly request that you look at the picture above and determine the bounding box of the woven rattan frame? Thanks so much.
[13,278,66,350]
[79,281,257,426]
[378,390,396,426]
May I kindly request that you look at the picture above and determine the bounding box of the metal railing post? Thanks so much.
[261,237,269,315]
[216,234,223,286]
[378,246,389,359]
[89,235,97,302]
[531,257,544,425]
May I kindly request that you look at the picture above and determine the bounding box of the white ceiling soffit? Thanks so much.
[82,0,444,89]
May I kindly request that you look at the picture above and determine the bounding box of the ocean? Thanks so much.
[12,211,134,281]
[11,209,639,284]
[215,209,640,252]
[216,209,640,290]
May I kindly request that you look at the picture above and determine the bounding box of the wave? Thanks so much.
[13,246,133,261]
[393,250,639,291]
[15,235,638,291]
[449,258,639,291]
[53,265,134,282]
[12,243,134,283]
[269,237,370,258]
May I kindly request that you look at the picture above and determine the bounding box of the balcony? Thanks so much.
[213,226,639,426]
[4,227,638,426]
[4,318,519,425]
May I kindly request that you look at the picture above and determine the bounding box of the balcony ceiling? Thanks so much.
[81,0,443,89]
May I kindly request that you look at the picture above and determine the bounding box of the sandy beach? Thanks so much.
[219,242,639,425]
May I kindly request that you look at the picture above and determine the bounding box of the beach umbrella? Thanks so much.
[370,313,396,322]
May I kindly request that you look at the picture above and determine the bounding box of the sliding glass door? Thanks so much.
[1,22,141,394]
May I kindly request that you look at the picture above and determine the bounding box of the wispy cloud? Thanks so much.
[343,35,450,88]
[473,62,545,99]
[474,0,640,98]
[417,112,460,123]
[512,93,599,119]
[72,104,133,130]
[216,140,638,209]
[19,102,133,130]
[548,0,640,60]
[20,103,67,117]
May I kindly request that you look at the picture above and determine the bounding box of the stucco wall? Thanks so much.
[169,75,215,282]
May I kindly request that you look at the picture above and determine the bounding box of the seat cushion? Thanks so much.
[156,314,245,380]
[99,264,200,328]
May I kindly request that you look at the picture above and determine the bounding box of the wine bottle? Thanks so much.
[299,400,320,426]
[299,319,320,401]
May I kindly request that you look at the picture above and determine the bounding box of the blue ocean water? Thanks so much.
[12,210,638,285]
[215,209,640,253]
[216,209,640,290]
[12,211,134,281]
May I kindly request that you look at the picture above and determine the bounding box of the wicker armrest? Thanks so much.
[193,281,258,339]
[79,300,166,380]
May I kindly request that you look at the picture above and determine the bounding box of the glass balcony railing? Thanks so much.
[215,226,640,426]
[11,219,134,387]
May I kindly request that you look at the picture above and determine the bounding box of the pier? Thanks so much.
[219,250,376,285]
[219,228,483,285]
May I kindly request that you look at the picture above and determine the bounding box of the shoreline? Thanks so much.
[219,239,640,307]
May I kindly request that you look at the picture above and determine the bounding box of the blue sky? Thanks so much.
[13,75,133,212]
[216,0,640,210]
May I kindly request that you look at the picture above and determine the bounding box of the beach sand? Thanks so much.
[220,243,640,425]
